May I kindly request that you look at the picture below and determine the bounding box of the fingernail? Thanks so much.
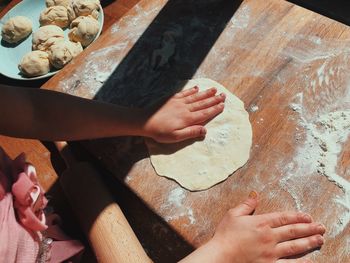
[248,191,258,199]
[200,127,207,135]
[317,224,326,232]
[220,93,226,98]
[317,235,324,245]
[211,87,217,92]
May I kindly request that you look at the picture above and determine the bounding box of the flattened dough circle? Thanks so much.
[147,78,252,191]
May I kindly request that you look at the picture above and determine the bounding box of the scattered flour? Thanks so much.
[168,187,186,208]
[249,104,259,112]
[230,5,250,29]
[160,187,196,225]
[55,1,349,256]
[317,62,327,86]
[58,42,129,96]
[111,24,120,33]
[281,92,350,237]
[311,112,350,190]
[58,1,164,97]
[290,103,302,112]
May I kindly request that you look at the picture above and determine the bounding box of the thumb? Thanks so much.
[229,191,259,217]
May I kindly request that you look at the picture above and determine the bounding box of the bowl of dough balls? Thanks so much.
[0,0,103,80]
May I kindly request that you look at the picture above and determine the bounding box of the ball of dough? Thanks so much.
[1,16,32,43]
[39,6,70,28]
[66,5,77,22]
[32,25,64,51]
[68,16,99,47]
[18,50,50,77]
[46,0,71,8]
[72,0,100,19]
[48,41,83,68]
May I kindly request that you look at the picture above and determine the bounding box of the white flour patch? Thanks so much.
[317,62,327,86]
[290,103,302,113]
[280,91,350,237]
[95,71,112,83]
[58,42,129,96]
[283,39,350,66]
[249,104,259,112]
[111,24,120,33]
[310,112,350,190]
[112,3,161,36]
[309,35,322,45]
[281,32,323,47]
[160,186,196,225]
[168,187,186,207]
[230,5,250,29]
[118,2,162,40]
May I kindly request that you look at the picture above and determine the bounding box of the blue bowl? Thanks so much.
[0,0,104,80]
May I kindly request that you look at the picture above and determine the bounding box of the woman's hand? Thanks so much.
[181,192,326,263]
[143,86,226,143]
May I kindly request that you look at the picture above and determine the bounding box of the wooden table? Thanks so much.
[40,0,349,262]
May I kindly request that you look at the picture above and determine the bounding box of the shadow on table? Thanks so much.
[78,0,243,261]
[288,0,350,26]
[91,0,243,173]
[47,140,194,262]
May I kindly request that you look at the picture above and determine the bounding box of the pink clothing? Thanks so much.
[0,149,43,262]
[0,147,84,262]
[0,193,40,262]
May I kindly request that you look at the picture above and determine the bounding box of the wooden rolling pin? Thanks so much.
[55,141,151,263]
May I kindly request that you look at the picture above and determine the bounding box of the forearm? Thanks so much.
[0,84,226,143]
[179,240,228,263]
[0,85,148,141]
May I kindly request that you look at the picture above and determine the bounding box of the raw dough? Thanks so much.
[72,0,100,19]
[1,16,32,43]
[48,40,83,68]
[18,50,50,77]
[66,5,77,22]
[46,0,71,8]
[68,16,99,47]
[32,25,64,51]
[39,6,70,28]
[147,78,252,191]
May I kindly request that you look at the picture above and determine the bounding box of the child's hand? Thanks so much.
[143,86,226,143]
[181,192,325,263]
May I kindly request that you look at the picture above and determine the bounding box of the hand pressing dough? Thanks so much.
[46,0,71,8]
[48,40,83,68]
[18,50,50,77]
[39,6,70,28]
[146,78,253,191]
[72,0,100,19]
[68,16,99,47]
[32,25,64,51]
[1,16,32,43]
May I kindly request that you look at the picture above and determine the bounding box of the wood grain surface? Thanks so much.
[0,135,58,191]
[41,0,350,262]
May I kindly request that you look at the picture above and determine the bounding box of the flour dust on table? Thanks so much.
[147,78,252,191]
